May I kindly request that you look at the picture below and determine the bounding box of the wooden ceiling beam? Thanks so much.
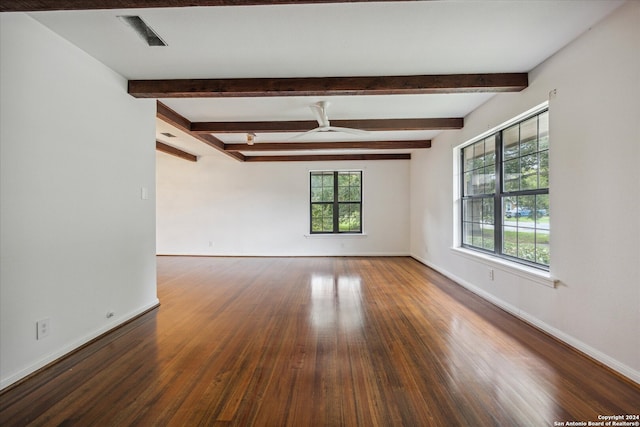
[1,0,406,12]
[128,74,528,98]
[192,118,462,134]
[244,153,411,162]
[156,141,198,162]
[156,101,245,161]
[224,140,430,151]
[156,101,191,132]
[156,100,431,162]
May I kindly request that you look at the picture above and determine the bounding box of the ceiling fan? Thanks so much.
[291,101,368,139]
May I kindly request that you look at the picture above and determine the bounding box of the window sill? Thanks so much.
[451,246,557,288]
[304,233,368,239]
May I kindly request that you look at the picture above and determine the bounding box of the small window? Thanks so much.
[461,108,549,269]
[310,171,362,234]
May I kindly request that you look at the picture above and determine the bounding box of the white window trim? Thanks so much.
[304,233,368,239]
[452,101,556,288]
[458,101,549,151]
[451,246,557,288]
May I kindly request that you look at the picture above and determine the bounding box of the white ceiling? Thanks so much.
[28,1,624,159]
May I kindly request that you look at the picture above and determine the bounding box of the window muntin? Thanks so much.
[461,109,549,269]
[310,171,362,234]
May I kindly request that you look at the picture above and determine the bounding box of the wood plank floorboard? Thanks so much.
[1,256,638,426]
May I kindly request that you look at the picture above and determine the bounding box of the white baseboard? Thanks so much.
[411,254,639,385]
[0,299,160,391]
[157,252,411,257]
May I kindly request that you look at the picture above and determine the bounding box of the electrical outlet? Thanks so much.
[488,268,494,281]
[36,318,50,340]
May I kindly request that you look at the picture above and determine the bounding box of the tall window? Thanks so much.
[461,108,549,268]
[310,171,362,234]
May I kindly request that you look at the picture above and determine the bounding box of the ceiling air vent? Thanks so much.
[117,16,167,47]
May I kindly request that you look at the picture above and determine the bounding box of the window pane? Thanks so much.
[484,166,496,194]
[473,141,485,169]
[538,111,549,151]
[503,197,515,220]
[466,170,485,196]
[520,116,538,156]
[539,150,549,188]
[461,199,469,222]
[339,203,361,232]
[471,223,483,247]
[503,125,519,160]
[471,199,482,222]
[322,187,334,202]
[485,136,496,166]
[462,197,495,251]
[311,172,334,202]
[338,172,361,202]
[338,184,349,201]
[503,196,516,210]
[475,170,485,195]
[464,171,474,196]
[463,222,473,245]
[501,193,549,265]
[520,153,539,190]
[502,226,518,257]
[536,231,550,266]
[311,187,322,202]
[535,194,549,226]
[312,203,333,232]
[503,159,519,192]
[481,224,494,251]
[483,198,494,225]
[517,228,537,262]
[311,204,323,232]
[463,145,475,172]
[322,173,333,188]
[517,195,535,221]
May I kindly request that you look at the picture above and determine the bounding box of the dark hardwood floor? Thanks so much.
[1,256,638,426]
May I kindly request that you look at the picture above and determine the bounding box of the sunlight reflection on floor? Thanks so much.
[445,316,559,425]
[310,274,364,332]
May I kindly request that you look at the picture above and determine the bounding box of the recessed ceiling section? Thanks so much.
[215,131,439,144]
[28,1,623,79]
[158,94,495,123]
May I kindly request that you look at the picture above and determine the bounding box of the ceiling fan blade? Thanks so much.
[287,126,324,140]
[326,126,369,136]
[289,101,368,140]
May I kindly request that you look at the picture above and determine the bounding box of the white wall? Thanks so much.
[157,154,410,256]
[410,1,639,383]
[0,14,158,389]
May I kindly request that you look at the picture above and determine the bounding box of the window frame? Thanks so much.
[459,105,549,270]
[309,170,363,235]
